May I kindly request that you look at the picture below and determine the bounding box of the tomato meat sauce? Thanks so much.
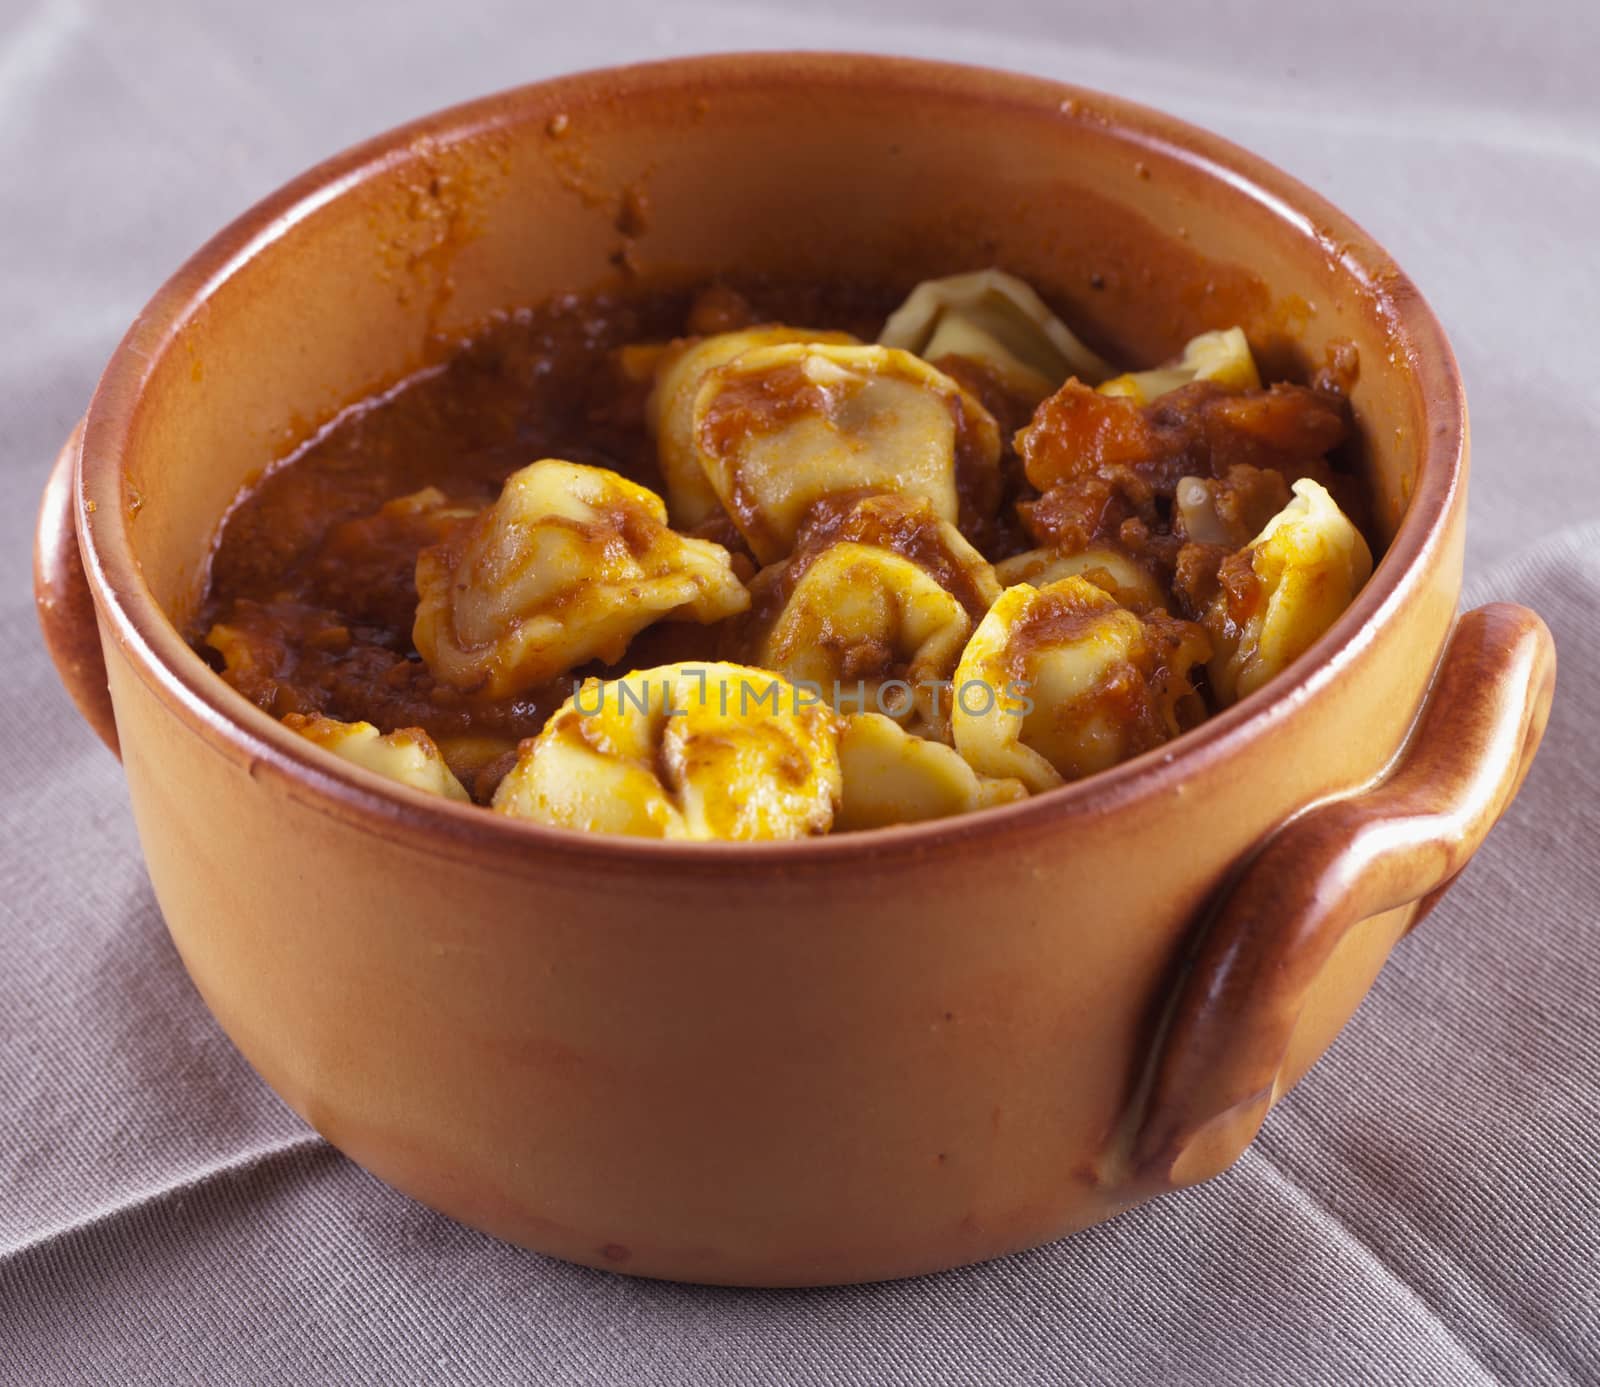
[191,277,1367,815]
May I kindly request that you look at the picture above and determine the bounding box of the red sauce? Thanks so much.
[192,279,1366,799]
[1016,366,1359,619]
[193,281,897,744]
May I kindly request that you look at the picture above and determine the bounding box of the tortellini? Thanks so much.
[994,544,1167,611]
[1205,477,1373,706]
[493,662,841,841]
[878,268,1113,400]
[691,342,1001,564]
[835,713,1026,831]
[742,492,1001,737]
[224,269,1378,841]
[282,713,470,801]
[1097,326,1261,405]
[952,577,1210,791]
[649,325,858,527]
[413,460,749,698]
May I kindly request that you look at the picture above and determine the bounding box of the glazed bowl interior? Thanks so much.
[85,53,1452,839]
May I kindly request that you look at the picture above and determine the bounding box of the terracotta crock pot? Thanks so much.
[33,53,1555,1286]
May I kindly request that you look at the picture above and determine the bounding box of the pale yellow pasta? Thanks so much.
[493,662,841,841]
[413,460,749,699]
[282,713,470,801]
[952,577,1210,791]
[745,493,1001,737]
[835,713,1026,831]
[761,545,969,736]
[1206,477,1373,705]
[201,267,1379,842]
[993,544,1167,611]
[691,342,1000,564]
[1098,327,1261,405]
[648,326,858,527]
[877,268,1113,399]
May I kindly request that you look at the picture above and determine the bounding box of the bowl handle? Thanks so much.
[1129,602,1555,1188]
[35,419,120,757]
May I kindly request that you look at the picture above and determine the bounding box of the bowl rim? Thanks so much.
[74,50,1465,874]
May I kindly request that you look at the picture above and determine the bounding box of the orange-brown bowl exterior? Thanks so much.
[53,54,1518,1285]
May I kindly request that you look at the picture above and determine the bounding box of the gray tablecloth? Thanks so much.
[3,2,1597,1382]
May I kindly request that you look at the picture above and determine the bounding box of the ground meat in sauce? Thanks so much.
[1015,375,1360,618]
[194,282,900,752]
[192,277,1367,801]
[1005,584,1208,764]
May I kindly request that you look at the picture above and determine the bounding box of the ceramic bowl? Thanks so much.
[34,53,1555,1286]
